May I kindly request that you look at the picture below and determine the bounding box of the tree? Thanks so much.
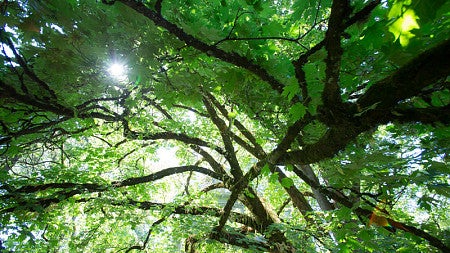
[1,0,449,252]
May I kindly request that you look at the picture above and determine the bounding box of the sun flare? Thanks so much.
[107,63,127,80]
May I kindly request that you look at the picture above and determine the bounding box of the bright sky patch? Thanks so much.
[107,62,128,81]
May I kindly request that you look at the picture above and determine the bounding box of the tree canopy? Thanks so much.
[1,0,449,252]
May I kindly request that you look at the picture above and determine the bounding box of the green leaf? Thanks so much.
[282,83,301,102]
[269,172,279,184]
[1,1,448,251]
[227,111,238,118]
[286,164,294,171]
[289,103,306,122]
[430,89,450,106]
[281,177,294,188]
[261,163,271,176]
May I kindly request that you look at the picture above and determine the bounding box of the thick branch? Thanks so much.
[217,120,305,231]
[114,166,221,187]
[282,122,361,165]
[0,116,70,146]
[391,105,450,125]
[322,0,351,108]
[7,182,102,194]
[2,166,220,196]
[204,91,266,158]
[282,40,450,165]
[0,80,73,117]
[274,167,313,216]
[1,166,221,213]
[300,165,334,211]
[209,229,269,251]
[123,126,226,156]
[1,35,57,100]
[292,0,381,95]
[116,0,285,93]
[357,39,450,110]
[113,199,260,229]
[345,1,381,27]
[190,145,230,176]
[292,165,450,252]
[202,95,243,178]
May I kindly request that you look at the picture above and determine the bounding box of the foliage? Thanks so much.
[0,0,449,252]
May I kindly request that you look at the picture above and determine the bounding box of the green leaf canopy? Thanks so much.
[1,0,449,252]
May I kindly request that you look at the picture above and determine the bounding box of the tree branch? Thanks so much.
[190,145,230,176]
[357,39,450,110]
[204,91,266,158]
[209,228,269,252]
[292,165,450,252]
[345,0,381,28]
[0,80,73,117]
[216,119,305,231]
[282,39,450,165]
[0,35,57,100]
[122,124,226,156]
[322,0,351,108]
[202,94,243,179]
[391,105,450,125]
[113,166,221,187]
[292,0,381,95]
[112,199,260,229]
[1,166,222,213]
[117,0,285,94]
[154,0,162,14]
